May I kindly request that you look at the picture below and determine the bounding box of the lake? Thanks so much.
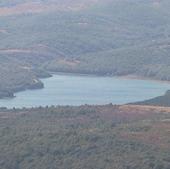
[0,74,170,108]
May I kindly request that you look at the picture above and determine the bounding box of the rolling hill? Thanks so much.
[1,0,170,97]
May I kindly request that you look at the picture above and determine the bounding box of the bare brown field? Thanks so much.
[0,29,8,34]
[0,0,102,16]
[120,104,170,113]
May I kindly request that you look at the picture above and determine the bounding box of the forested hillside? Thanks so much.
[0,104,170,169]
[1,0,170,97]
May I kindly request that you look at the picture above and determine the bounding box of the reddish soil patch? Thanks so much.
[58,59,80,67]
[0,0,102,16]
[0,29,8,34]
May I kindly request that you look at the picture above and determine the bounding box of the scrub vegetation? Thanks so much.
[0,104,170,169]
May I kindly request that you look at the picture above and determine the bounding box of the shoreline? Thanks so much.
[117,74,170,85]
[1,71,170,103]
[51,71,170,85]
[2,103,170,112]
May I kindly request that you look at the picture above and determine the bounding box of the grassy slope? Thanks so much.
[0,104,170,169]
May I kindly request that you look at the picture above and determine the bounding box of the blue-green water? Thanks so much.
[0,74,170,108]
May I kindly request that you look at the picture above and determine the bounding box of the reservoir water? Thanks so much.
[0,74,170,108]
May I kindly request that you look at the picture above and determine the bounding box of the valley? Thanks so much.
[1,1,170,169]
[0,73,170,108]
[1,0,170,99]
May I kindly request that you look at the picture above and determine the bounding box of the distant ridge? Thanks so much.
[1,0,170,98]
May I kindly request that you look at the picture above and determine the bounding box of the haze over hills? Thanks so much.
[1,1,170,169]
[1,0,170,97]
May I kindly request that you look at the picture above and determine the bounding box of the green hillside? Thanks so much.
[1,0,170,97]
